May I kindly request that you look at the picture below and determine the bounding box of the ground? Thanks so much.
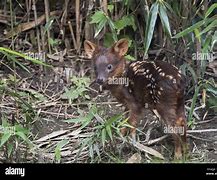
[1,58,216,163]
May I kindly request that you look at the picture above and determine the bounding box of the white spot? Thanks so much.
[133,67,138,71]
[159,72,165,76]
[147,83,151,87]
[153,109,161,119]
[151,77,155,82]
[142,72,147,75]
[158,91,161,95]
[178,70,181,74]
[166,75,173,80]
[157,68,162,72]
[146,69,150,73]
[146,75,149,78]
[178,73,182,78]
[134,68,145,75]
[173,79,176,84]
[173,65,178,70]
[149,74,152,78]
[160,87,163,91]
[150,90,153,94]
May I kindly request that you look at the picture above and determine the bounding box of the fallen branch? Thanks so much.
[6,11,59,38]
[187,129,217,133]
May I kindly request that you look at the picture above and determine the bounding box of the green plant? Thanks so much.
[54,139,69,163]
[64,104,130,162]
[187,79,217,124]
[61,76,91,104]
[0,47,50,72]
[0,117,34,160]
[90,8,136,44]
[144,0,172,55]
[173,3,217,78]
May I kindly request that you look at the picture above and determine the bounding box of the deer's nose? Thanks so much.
[96,77,105,85]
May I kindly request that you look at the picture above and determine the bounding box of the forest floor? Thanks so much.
[1,53,216,163]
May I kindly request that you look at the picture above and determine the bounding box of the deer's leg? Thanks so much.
[112,87,142,139]
[175,116,187,159]
[120,104,142,140]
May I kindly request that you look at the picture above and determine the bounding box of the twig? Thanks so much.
[187,134,213,142]
[187,129,217,133]
[145,135,169,146]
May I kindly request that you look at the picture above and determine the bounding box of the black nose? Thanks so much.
[96,78,104,85]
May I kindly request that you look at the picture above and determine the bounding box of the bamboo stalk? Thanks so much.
[75,0,80,53]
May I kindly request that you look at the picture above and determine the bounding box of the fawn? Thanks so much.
[84,38,187,159]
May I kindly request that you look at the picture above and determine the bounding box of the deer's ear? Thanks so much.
[112,39,129,57]
[84,40,97,58]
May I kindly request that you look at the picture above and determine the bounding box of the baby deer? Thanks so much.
[84,39,187,159]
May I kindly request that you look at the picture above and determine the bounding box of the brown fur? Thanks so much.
[84,39,188,159]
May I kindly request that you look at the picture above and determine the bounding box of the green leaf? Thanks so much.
[173,19,205,39]
[125,55,136,61]
[106,114,122,126]
[0,133,11,147]
[144,2,159,55]
[0,47,50,66]
[94,17,107,38]
[108,4,114,13]
[173,17,216,39]
[187,85,201,121]
[56,139,69,149]
[205,3,217,18]
[7,143,13,157]
[159,3,171,37]
[114,15,136,34]
[15,131,28,141]
[104,33,115,47]
[44,17,55,33]
[187,64,198,83]
[198,19,217,37]
[194,28,201,42]
[90,11,108,38]
[55,139,69,162]
[90,11,106,24]
[1,51,30,73]
[202,36,212,52]
[107,17,118,41]
[105,125,113,141]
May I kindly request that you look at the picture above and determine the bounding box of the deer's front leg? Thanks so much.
[111,86,142,139]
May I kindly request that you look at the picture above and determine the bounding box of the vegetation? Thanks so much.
[0,0,216,163]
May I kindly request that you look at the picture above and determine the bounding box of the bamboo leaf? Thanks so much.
[205,3,217,18]
[173,20,205,38]
[144,2,159,55]
[0,133,11,147]
[159,3,171,37]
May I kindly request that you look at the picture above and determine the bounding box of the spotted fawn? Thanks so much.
[84,38,187,159]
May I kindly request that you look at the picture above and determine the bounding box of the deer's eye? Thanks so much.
[107,64,113,71]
